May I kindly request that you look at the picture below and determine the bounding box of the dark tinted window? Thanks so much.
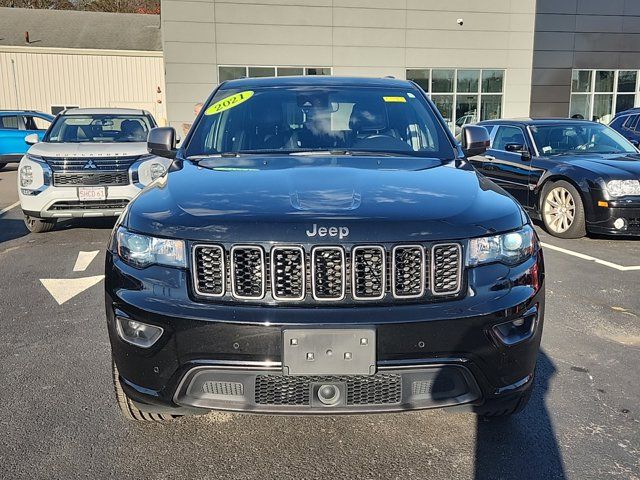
[492,126,525,151]
[0,115,19,129]
[186,86,454,159]
[530,123,636,155]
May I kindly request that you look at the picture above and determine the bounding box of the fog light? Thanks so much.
[492,310,537,346]
[317,384,340,405]
[613,218,627,230]
[115,316,163,348]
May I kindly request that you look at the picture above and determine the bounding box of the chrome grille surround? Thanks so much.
[431,243,463,296]
[230,245,266,299]
[270,246,306,301]
[351,245,386,301]
[190,242,463,304]
[311,246,346,301]
[192,244,226,297]
[391,245,426,299]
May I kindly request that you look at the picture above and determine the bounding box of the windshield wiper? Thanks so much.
[289,149,414,157]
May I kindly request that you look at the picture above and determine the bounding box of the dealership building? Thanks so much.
[161,0,640,132]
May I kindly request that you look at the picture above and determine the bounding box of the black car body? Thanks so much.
[105,77,544,421]
[474,119,640,238]
[609,108,640,145]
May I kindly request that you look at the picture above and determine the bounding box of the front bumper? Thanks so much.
[106,250,544,415]
[19,183,140,219]
[587,201,640,236]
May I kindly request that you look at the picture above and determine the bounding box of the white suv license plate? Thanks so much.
[78,186,106,201]
[282,328,376,376]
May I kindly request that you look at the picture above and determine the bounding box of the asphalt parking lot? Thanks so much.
[0,164,638,480]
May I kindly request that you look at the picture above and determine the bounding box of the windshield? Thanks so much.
[185,86,454,159]
[46,114,154,143]
[530,123,637,156]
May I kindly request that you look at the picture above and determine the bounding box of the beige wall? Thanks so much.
[0,46,166,122]
[162,0,536,129]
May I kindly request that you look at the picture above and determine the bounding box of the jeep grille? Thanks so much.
[192,242,464,305]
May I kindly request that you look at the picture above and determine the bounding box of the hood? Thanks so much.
[125,156,526,243]
[553,153,640,179]
[28,141,148,158]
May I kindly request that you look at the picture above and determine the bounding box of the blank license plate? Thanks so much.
[78,186,106,201]
[282,328,376,376]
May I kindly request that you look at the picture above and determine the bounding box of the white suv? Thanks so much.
[17,108,171,233]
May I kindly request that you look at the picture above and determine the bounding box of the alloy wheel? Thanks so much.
[543,186,575,234]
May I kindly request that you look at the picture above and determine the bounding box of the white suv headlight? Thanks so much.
[606,180,640,197]
[134,155,170,187]
[116,227,186,268]
[467,225,537,266]
[20,165,33,187]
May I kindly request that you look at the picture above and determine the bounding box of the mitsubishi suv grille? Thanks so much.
[192,242,464,305]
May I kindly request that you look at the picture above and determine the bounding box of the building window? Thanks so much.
[51,105,78,115]
[406,68,504,133]
[570,69,640,123]
[218,66,332,82]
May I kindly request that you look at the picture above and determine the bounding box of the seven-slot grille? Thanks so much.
[192,242,463,304]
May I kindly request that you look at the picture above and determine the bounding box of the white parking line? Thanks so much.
[541,242,640,272]
[73,250,100,272]
[0,201,20,216]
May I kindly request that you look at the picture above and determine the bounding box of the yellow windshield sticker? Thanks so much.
[205,91,254,115]
[383,96,406,103]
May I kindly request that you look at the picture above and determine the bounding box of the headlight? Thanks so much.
[20,165,33,187]
[467,225,536,266]
[116,227,186,268]
[134,156,169,187]
[606,180,640,197]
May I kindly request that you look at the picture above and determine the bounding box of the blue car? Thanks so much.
[609,107,640,146]
[0,110,54,170]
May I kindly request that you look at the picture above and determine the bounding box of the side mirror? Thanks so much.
[461,125,490,157]
[147,127,177,159]
[630,139,639,148]
[24,133,39,145]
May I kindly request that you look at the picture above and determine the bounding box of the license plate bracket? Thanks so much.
[282,328,376,376]
[78,186,106,201]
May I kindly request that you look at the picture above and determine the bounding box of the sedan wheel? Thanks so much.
[541,180,586,239]
[543,187,575,234]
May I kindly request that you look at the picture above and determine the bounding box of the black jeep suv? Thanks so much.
[105,76,544,422]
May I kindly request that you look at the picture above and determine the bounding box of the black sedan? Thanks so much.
[473,119,640,238]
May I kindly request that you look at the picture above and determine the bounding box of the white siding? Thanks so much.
[0,47,167,123]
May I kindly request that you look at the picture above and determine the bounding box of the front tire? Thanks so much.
[23,215,56,233]
[0,162,7,170]
[541,180,586,239]
[112,362,181,423]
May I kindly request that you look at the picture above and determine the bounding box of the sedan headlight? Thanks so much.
[606,180,640,197]
[116,227,186,268]
[467,225,537,266]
